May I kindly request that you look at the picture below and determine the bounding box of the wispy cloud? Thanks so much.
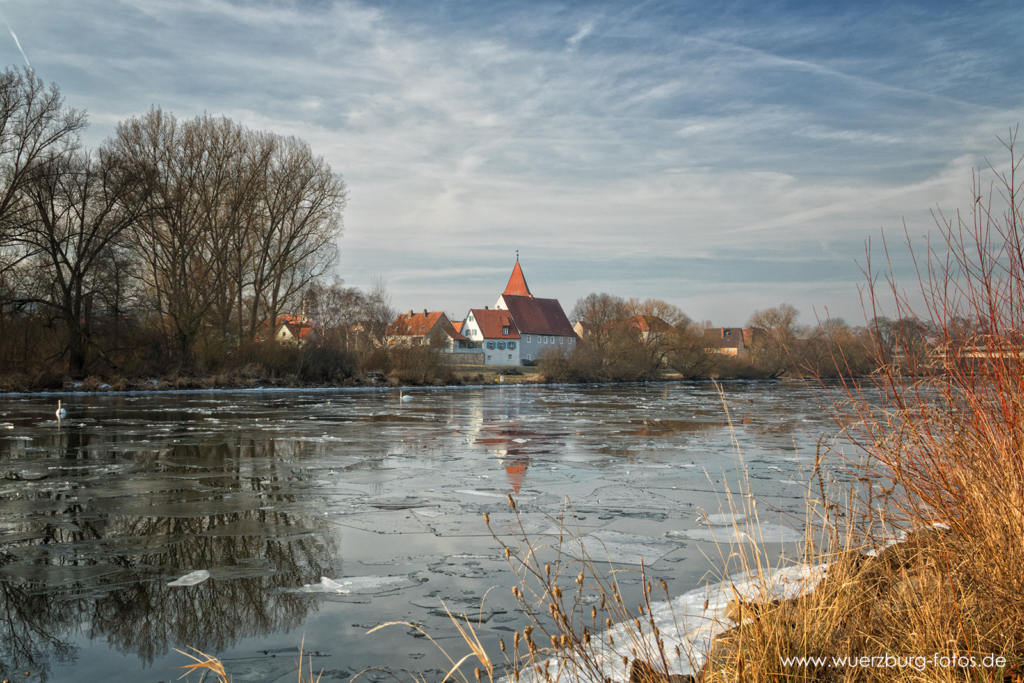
[567,20,594,50]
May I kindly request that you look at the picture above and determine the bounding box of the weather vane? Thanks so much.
[516,249,519,262]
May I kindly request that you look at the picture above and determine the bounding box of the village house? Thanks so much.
[460,308,521,365]
[386,310,461,347]
[274,314,314,346]
[704,327,755,356]
[491,259,576,363]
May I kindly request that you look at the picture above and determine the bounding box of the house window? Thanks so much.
[498,341,505,350]
[502,326,509,335]
[526,335,531,343]
[487,355,492,360]
[487,341,495,349]
[509,342,516,350]
[527,354,532,360]
[508,354,512,360]
[469,314,474,321]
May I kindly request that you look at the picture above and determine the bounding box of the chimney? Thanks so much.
[485,306,489,310]
[423,309,427,316]
[408,310,413,316]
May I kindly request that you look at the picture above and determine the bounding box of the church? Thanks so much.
[459,259,577,365]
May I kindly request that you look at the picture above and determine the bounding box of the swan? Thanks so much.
[400,390,413,403]
[56,400,66,421]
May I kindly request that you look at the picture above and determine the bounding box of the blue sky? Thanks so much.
[3,0,1021,325]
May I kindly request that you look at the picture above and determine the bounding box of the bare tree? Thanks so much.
[110,108,224,360]
[747,303,802,377]
[14,148,146,374]
[362,276,396,345]
[0,67,86,273]
[304,278,366,349]
[244,134,346,341]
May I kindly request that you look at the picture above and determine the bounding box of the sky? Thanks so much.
[2,0,1021,326]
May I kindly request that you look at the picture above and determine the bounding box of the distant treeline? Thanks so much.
[537,296,935,383]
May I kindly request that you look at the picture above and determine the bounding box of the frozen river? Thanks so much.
[0,381,850,682]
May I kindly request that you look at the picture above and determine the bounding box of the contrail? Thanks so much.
[0,9,29,68]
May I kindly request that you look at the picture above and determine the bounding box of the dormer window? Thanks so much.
[502,326,509,336]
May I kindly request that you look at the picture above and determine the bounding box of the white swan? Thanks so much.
[400,390,413,403]
[56,400,66,421]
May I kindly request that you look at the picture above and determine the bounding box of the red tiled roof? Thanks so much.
[280,322,313,340]
[470,309,521,339]
[387,311,446,337]
[452,321,464,333]
[630,314,672,333]
[501,295,575,336]
[503,261,533,298]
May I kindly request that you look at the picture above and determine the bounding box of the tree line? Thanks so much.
[0,67,386,384]
[539,294,936,382]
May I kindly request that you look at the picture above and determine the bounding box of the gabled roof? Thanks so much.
[630,314,673,333]
[444,326,469,342]
[451,321,464,334]
[277,314,306,325]
[279,321,313,340]
[501,295,575,336]
[470,309,521,339]
[387,310,447,337]
[703,327,748,349]
[503,261,533,298]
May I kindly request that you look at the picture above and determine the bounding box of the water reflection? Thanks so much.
[0,433,337,680]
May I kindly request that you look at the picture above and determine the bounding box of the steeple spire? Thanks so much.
[503,259,532,298]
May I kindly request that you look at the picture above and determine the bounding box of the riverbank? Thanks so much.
[0,365,726,393]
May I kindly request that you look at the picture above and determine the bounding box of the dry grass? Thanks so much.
[174,636,324,683]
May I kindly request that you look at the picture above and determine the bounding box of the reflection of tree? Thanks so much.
[0,577,80,681]
[91,518,336,664]
[0,432,340,680]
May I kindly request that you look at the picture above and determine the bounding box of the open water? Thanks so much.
[0,381,854,682]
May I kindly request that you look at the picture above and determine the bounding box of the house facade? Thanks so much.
[275,314,314,346]
[460,308,521,365]
[492,260,577,364]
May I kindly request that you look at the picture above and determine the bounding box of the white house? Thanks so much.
[460,308,521,365]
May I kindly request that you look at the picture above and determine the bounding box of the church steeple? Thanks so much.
[503,259,533,298]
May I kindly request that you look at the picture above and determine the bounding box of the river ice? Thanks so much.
[0,382,856,683]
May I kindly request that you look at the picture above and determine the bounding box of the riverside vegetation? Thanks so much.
[177,134,1024,683]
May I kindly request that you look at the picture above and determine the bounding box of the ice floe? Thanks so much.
[667,523,804,544]
[167,569,210,586]
[294,575,416,594]
[545,528,683,565]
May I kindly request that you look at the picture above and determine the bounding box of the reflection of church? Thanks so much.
[459,258,577,366]
[470,422,538,493]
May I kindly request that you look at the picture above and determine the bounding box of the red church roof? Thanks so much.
[503,261,533,298]
[500,295,575,337]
